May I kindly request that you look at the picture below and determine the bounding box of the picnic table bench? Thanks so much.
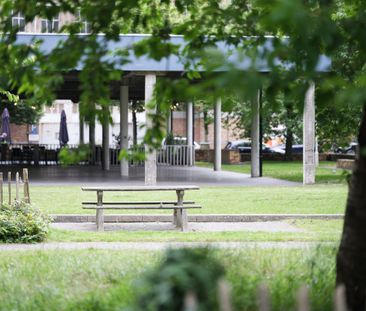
[81,185,201,232]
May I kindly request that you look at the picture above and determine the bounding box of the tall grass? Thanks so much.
[0,246,337,311]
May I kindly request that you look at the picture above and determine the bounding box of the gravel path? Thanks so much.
[51,221,304,233]
[0,241,336,251]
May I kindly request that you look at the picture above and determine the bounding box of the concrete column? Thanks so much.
[102,107,110,171]
[145,74,157,185]
[315,136,319,167]
[186,102,193,165]
[120,84,129,176]
[251,91,260,177]
[167,108,172,134]
[214,97,222,171]
[303,82,316,184]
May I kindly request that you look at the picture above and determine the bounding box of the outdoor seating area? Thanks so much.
[2,1,366,310]
[0,144,59,165]
[0,143,195,167]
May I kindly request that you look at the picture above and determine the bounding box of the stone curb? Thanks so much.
[51,214,344,223]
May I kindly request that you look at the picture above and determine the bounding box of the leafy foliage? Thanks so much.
[0,100,43,125]
[58,144,90,166]
[0,0,364,150]
[0,201,50,243]
[131,248,225,311]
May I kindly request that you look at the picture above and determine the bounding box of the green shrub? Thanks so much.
[0,201,50,243]
[131,248,225,311]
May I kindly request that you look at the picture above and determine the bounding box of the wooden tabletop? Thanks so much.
[81,185,200,191]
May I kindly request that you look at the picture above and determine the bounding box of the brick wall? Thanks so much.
[9,124,28,143]
[172,114,243,148]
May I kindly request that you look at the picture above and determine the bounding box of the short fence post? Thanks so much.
[258,284,271,311]
[184,291,197,311]
[0,172,3,205]
[297,286,310,311]
[23,168,30,204]
[334,285,347,311]
[15,172,19,202]
[7,171,11,205]
[218,279,232,311]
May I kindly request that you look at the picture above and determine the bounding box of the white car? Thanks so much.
[162,137,200,150]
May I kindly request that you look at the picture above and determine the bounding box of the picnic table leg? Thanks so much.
[176,190,188,231]
[180,209,188,232]
[173,209,178,226]
[96,190,104,231]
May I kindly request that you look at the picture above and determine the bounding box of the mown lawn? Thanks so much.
[196,161,349,183]
[17,185,347,215]
[49,219,343,242]
[0,246,337,311]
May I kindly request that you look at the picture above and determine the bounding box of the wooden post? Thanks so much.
[23,168,30,204]
[0,172,3,205]
[217,279,232,311]
[15,172,19,202]
[184,292,197,311]
[334,285,347,311]
[258,284,271,311]
[96,190,104,231]
[7,171,11,205]
[297,286,310,311]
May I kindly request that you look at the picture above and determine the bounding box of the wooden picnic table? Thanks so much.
[81,185,201,232]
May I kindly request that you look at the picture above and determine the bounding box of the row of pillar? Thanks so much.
[212,85,316,185]
[80,74,316,186]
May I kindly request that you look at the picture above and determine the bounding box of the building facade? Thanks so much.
[10,12,147,146]
[10,11,238,149]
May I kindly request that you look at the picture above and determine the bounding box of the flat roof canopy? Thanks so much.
[15,34,332,102]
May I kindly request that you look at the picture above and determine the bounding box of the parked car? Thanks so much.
[270,144,304,154]
[332,142,358,155]
[225,140,251,153]
[162,137,200,150]
[224,140,275,154]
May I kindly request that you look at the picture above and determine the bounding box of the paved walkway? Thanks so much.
[0,241,336,251]
[4,165,298,186]
[51,221,304,233]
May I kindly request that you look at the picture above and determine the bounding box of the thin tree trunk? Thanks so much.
[89,118,96,165]
[336,105,366,311]
[132,110,137,146]
[204,110,209,142]
[285,128,293,161]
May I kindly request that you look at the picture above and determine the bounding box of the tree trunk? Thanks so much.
[89,118,96,165]
[203,110,209,142]
[285,128,293,161]
[132,110,137,146]
[336,105,366,311]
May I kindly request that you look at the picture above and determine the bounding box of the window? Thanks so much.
[12,11,25,32]
[41,15,59,33]
[76,10,91,34]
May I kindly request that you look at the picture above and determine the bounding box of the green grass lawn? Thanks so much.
[196,161,349,183]
[49,219,343,242]
[20,184,347,215]
[0,247,337,311]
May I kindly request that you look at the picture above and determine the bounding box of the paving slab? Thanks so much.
[3,165,299,186]
[51,214,344,223]
[50,221,303,233]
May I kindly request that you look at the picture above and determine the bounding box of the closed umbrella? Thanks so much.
[1,108,11,143]
[59,109,69,147]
